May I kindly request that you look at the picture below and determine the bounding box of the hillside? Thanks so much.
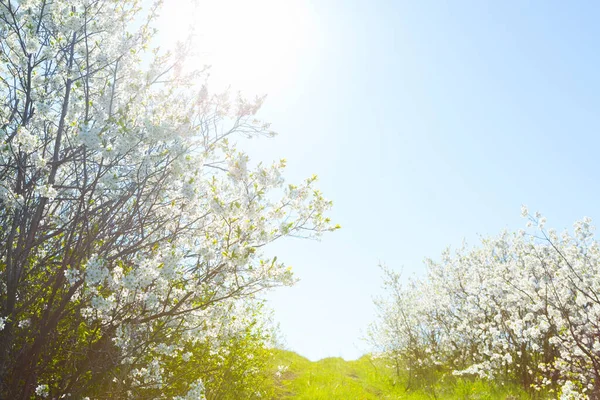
[270,350,528,400]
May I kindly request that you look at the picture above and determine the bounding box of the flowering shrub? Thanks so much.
[371,210,600,399]
[0,0,337,398]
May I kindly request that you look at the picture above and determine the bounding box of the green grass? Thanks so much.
[271,349,405,399]
[270,349,529,400]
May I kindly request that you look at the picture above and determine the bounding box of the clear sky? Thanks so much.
[159,0,600,361]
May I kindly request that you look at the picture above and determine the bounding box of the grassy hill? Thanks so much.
[271,349,405,399]
[270,349,528,400]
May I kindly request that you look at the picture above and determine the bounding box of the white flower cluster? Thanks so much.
[274,364,289,379]
[14,127,39,153]
[84,255,109,286]
[64,268,82,286]
[174,379,206,400]
[36,184,57,201]
[34,384,49,398]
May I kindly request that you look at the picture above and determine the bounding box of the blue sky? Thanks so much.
[161,0,600,360]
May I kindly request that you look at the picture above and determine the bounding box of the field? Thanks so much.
[270,350,529,400]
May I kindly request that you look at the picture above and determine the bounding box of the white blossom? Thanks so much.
[35,384,49,398]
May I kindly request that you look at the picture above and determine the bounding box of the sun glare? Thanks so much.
[159,0,319,95]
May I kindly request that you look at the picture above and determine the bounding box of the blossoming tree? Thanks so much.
[371,210,600,400]
[0,0,337,398]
